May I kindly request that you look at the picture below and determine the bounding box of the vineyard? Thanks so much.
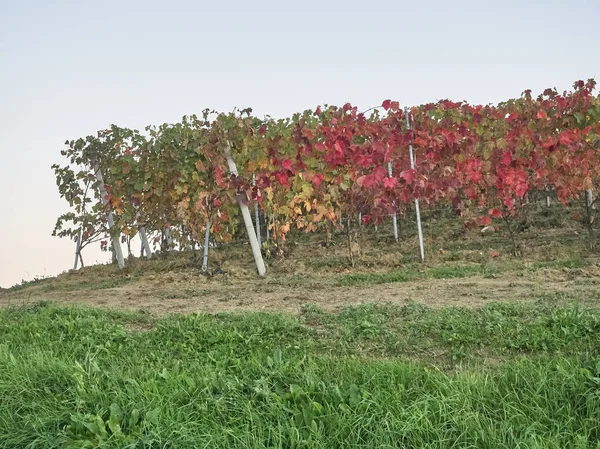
[3,79,600,448]
[52,79,600,274]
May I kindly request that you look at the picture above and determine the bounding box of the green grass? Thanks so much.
[1,302,600,447]
[336,257,589,287]
[3,275,52,292]
[527,257,587,270]
[40,277,136,293]
[336,264,503,286]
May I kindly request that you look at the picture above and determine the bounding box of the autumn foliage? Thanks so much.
[53,80,600,261]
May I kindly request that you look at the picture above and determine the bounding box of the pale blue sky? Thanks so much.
[0,0,598,287]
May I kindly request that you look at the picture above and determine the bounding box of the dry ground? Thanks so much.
[3,208,600,315]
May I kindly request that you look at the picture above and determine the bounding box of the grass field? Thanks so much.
[2,206,600,447]
[1,301,600,448]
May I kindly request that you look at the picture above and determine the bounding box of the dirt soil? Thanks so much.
[2,264,598,316]
[3,213,598,316]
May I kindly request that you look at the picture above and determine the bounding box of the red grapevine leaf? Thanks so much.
[312,173,324,186]
[501,151,512,166]
[515,182,528,198]
[315,143,327,153]
[373,166,388,182]
[480,215,492,226]
[274,171,289,187]
[489,208,502,218]
[333,140,344,154]
[400,169,416,184]
[383,177,398,189]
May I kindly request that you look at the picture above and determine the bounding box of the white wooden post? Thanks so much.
[265,212,270,241]
[374,202,378,231]
[225,142,266,277]
[202,220,211,271]
[134,212,152,259]
[253,174,261,246]
[388,161,399,242]
[404,107,425,262]
[164,228,173,248]
[93,160,125,269]
[73,228,82,270]
[139,226,152,259]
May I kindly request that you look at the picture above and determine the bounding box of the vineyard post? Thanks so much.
[73,228,82,270]
[202,220,211,270]
[224,142,266,277]
[164,229,173,249]
[139,226,152,259]
[264,212,270,241]
[374,202,378,231]
[405,107,425,262]
[92,160,125,269]
[135,212,152,259]
[387,161,399,242]
[253,174,261,246]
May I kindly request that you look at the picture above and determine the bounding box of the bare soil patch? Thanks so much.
[2,264,598,316]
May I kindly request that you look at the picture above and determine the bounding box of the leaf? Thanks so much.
[312,173,324,186]
[108,404,123,436]
[489,208,502,218]
[383,177,398,189]
[144,408,160,426]
[558,130,576,146]
[400,169,416,185]
[334,140,344,154]
[273,348,282,365]
[515,182,528,198]
[382,100,391,111]
[274,172,289,187]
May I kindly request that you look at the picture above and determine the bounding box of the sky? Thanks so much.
[0,0,598,287]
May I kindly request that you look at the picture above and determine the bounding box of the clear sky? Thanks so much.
[0,0,598,287]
